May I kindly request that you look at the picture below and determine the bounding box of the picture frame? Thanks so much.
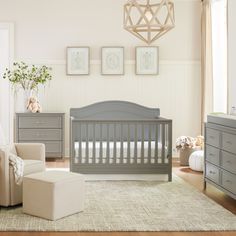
[67,47,90,75]
[135,47,159,75]
[101,47,124,75]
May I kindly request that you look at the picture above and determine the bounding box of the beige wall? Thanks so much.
[0,0,201,156]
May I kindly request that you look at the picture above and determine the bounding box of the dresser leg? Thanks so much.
[203,180,206,190]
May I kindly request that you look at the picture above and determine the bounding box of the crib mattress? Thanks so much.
[74,141,168,164]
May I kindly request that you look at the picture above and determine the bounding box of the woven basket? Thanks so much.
[179,148,195,166]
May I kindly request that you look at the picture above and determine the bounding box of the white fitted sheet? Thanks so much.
[74,141,168,164]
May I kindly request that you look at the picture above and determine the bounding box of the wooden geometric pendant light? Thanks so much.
[124,0,175,44]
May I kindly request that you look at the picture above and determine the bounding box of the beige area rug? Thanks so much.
[0,175,236,232]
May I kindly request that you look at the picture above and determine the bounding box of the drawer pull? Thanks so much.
[36,121,45,125]
[209,170,216,174]
[36,134,46,137]
[209,136,215,140]
[225,180,232,184]
[226,141,232,145]
[209,153,214,157]
[226,160,231,164]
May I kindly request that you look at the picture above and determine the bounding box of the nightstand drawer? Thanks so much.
[222,170,236,194]
[19,116,62,129]
[222,151,236,174]
[206,163,220,184]
[19,129,62,141]
[206,128,220,148]
[206,145,220,166]
[222,132,236,154]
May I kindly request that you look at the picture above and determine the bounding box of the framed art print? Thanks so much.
[101,47,124,75]
[136,47,159,75]
[67,47,90,75]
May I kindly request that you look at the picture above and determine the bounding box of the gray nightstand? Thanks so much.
[15,113,65,159]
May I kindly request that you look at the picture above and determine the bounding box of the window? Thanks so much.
[211,0,228,113]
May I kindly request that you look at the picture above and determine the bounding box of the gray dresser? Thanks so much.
[16,113,65,159]
[205,114,236,199]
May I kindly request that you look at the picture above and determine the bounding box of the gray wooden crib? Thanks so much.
[70,101,172,181]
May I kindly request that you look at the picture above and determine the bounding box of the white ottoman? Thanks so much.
[23,171,85,220]
[189,150,204,172]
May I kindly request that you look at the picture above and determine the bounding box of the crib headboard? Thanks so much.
[70,101,166,142]
[70,101,160,120]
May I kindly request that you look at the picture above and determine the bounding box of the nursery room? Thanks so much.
[0,0,236,235]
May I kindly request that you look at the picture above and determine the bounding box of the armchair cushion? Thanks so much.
[24,160,45,175]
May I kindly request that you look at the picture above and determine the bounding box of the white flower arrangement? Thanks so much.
[176,135,204,151]
[176,136,195,150]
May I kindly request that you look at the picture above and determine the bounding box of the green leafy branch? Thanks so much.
[3,62,52,91]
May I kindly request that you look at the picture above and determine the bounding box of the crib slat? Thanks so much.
[120,123,124,164]
[93,123,96,164]
[155,124,159,164]
[114,123,117,164]
[100,123,103,164]
[161,124,166,164]
[127,123,131,164]
[79,123,82,164]
[141,123,144,164]
[107,123,110,164]
[134,123,138,164]
[148,123,152,164]
[85,123,89,164]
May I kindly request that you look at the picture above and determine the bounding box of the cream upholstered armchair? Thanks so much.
[0,143,45,207]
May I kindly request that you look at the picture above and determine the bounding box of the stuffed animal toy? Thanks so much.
[195,135,204,149]
[27,96,42,113]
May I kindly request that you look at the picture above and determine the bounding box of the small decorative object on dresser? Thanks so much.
[205,114,236,200]
[15,113,65,159]
[27,96,42,113]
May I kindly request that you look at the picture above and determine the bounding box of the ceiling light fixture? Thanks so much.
[124,0,175,44]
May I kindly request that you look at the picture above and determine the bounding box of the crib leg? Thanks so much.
[168,172,172,182]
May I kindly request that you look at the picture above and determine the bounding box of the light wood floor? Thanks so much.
[1,159,235,236]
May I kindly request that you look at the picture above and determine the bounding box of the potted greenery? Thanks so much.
[3,62,52,112]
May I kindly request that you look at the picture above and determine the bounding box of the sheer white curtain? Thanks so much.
[211,0,227,113]
[201,0,213,131]
[201,0,228,132]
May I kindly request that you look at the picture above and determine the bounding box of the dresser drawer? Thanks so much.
[222,132,236,154]
[205,163,220,184]
[206,128,220,148]
[222,170,236,194]
[20,141,62,153]
[206,145,220,166]
[19,116,62,129]
[19,129,62,141]
[222,151,236,174]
